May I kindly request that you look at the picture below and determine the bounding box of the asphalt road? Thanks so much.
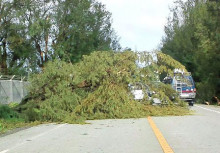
[0,104,220,153]
[153,104,220,153]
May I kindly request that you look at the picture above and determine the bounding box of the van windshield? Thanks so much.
[173,75,194,86]
[184,76,194,86]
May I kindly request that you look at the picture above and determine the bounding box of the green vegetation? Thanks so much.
[0,104,40,134]
[0,0,120,74]
[0,0,194,132]
[161,0,220,103]
[16,51,190,124]
[1,51,191,133]
[0,104,19,119]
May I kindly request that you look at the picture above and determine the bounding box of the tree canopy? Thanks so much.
[0,0,120,75]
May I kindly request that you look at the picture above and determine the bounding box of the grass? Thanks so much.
[0,118,41,134]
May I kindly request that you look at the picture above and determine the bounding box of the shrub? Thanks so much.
[0,104,18,119]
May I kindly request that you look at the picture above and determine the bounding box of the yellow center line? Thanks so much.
[147,116,174,153]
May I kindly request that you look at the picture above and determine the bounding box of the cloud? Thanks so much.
[98,0,175,51]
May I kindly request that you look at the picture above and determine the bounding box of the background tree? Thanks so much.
[52,0,120,62]
[0,0,120,74]
[0,0,15,74]
[161,0,220,101]
[14,0,55,69]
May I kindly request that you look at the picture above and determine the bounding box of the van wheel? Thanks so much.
[189,101,194,106]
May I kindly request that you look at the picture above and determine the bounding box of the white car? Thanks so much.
[129,83,161,105]
[129,83,149,100]
[131,88,144,100]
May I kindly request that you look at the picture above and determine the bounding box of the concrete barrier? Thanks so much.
[0,80,28,104]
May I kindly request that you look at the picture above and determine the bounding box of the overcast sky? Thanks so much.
[98,0,176,51]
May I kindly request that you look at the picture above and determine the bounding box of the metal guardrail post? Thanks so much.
[10,75,15,81]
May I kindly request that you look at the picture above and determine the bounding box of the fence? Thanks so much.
[0,75,28,104]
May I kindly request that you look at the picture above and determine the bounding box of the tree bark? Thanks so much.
[44,33,49,62]
[1,41,8,74]
[35,40,44,68]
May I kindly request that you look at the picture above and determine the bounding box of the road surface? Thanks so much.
[0,104,220,153]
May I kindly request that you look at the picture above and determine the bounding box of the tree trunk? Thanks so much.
[35,40,44,68]
[44,33,49,62]
[1,41,8,74]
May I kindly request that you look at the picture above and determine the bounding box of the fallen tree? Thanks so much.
[17,51,190,123]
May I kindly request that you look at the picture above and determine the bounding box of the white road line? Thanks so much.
[0,150,9,153]
[195,105,220,114]
[1,124,66,153]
